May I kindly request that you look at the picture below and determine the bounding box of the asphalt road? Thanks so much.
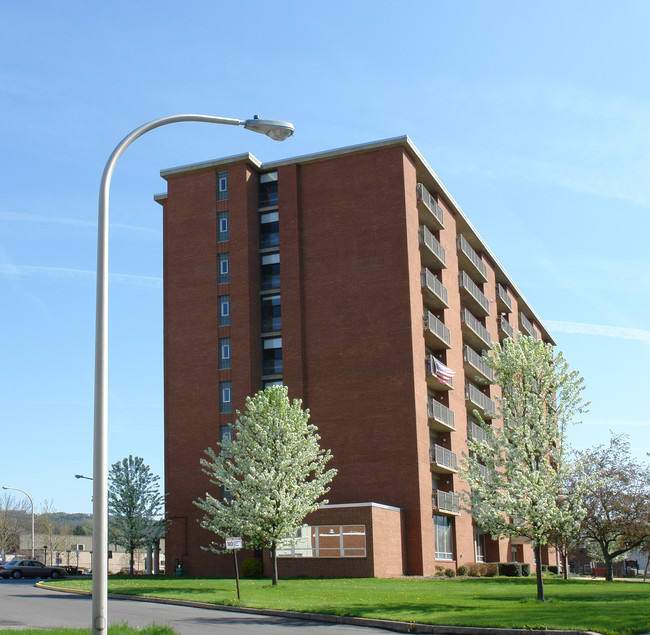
[0,578,396,634]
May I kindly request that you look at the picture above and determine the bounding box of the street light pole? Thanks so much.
[92,114,293,635]
[2,486,34,558]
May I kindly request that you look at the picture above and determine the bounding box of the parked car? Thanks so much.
[0,559,67,579]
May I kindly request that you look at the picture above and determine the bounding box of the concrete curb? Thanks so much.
[37,583,603,635]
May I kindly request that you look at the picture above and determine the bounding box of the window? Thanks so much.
[259,172,278,207]
[220,381,232,413]
[277,524,366,558]
[261,252,280,290]
[261,294,281,332]
[219,338,231,370]
[260,211,279,248]
[218,295,230,327]
[434,515,454,560]
[217,211,229,242]
[220,424,233,459]
[262,337,282,375]
[218,253,230,284]
[474,531,486,562]
[263,380,284,389]
[217,170,228,201]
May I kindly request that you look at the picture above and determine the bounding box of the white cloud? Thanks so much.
[545,320,650,342]
[0,211,160,237]
[0,264,162,288]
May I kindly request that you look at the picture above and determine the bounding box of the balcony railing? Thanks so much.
[460,308,491,350]
[459,271,490,317]
[421,268,449,309]
[465,382,497,419]
[478,463,491,482]
[467,419,490,445]
[423,311,451,349]
[463,345,494,384]
[457,234,488,283]
[498,315,514,340]
[519,312,537,338]
[496,283,513,313]
[426,356,454,391]
[432,489,461,515]
[430,444,458,473]
[416,183,444,230]
[427,396,456,431]
[419,226,446,269]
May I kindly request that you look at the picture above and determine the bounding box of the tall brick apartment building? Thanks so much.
[155,136,555,578]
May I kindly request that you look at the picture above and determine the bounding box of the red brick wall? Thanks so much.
[264,504,404,579]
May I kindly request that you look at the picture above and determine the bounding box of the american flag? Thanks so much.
[434,358,456,383]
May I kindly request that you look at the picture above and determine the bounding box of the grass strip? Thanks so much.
[47,576,650,635]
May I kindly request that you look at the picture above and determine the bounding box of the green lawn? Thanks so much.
[0,627,176,635]
[47,576,650,635]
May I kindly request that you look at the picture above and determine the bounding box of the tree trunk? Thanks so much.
[605,556,614,582]
[271,543,278,586]
[562,548,569,580]
[130,550,135,576]
[643,551,649,582]
[534,544,546,602]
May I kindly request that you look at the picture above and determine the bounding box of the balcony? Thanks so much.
[463,345,494,385]
[430,444,458,474]
[459,271,490,317]
[423,311,451,350]
[498,315,514,341]
[460,308,491,351]
[432,489,460,515]
[421,268,449,309]
[467,419,491,445]
[419,226,446,270]
[496,283,513,313]
[465,382,497,419]
[427,396,456,431]
[426,356,454,391]
[519,312,538,339]
[457,234,488,284]
[478,463,492,482]
[416,183,444,230]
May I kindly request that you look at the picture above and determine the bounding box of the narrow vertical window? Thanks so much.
[220,381,232,413]
[260,211,279,248]
[218,295,230,327]
[261,253,280,290]
[262,337,282,375]
[217,170,228,201]
[220,424,233,462]
[434,515,454,560]
[219,338,231,370]
[218,253,230,284]
[261,294,281,332]
[217,211,229,242]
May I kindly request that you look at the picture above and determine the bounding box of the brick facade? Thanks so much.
[156,138,556,578]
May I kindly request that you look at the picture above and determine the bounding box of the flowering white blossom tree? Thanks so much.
[462,335,588,601]
[194,385,337,585]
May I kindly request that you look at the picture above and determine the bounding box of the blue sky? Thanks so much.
[1,0,648,514]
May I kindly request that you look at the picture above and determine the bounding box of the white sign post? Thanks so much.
[225,537,243,600]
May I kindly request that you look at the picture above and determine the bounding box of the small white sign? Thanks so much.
[225,537,243,550]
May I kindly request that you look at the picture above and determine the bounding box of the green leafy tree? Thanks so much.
[195,385,337,585]
[573,434,650,581]
[462,335,588,601]
[108,455,166,575]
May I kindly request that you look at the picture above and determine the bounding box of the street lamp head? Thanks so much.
[75,474,93,480]
[243,117,294,141]
[1,486,7,490]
